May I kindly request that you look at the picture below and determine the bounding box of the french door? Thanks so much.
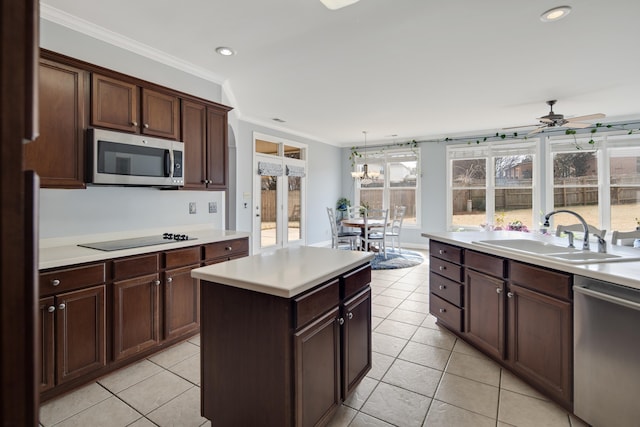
[253,134,306,253]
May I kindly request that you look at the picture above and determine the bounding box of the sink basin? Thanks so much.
[472,238,640,264]
[547,252,621,262]
[473,239,577,254]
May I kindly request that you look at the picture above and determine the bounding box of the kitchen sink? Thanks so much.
[472,238,640,264]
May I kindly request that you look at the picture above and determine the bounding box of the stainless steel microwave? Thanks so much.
[87,128,185,187]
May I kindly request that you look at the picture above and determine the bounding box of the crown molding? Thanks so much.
[40,4,226,86]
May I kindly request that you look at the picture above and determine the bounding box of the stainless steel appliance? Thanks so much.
[574,275,640,427]
[87,128,185,187]
[78,233,196,251]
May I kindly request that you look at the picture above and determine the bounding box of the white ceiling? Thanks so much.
[41,0,640,147]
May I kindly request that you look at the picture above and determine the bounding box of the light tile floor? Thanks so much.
[39,250,588,427]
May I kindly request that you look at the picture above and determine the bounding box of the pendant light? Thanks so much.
[351,131,379,185]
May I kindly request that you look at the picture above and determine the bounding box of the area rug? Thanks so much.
[370,249,424,270]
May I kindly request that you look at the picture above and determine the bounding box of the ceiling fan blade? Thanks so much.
[566,113,605,122]
[502,124,538,130]
[539,118,554,124]
[527,127,545,136]
[564,121,592,129]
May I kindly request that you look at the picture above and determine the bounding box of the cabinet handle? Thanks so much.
[47,306,55,313]
[439,249,445,255]
[226,246,232,251]
[507,292,514,298]
[439,285,446,290]
[144,123,149,128]
[496,288,502,294]
[337,317,345,325]
[58,303,66,310]
[51,279,60,287]
[153,280,161,286]
[167,277,173,283]
[439,266,445,271]
[131,121,138,126]
[347,312,353,320]
[439,308,446,313]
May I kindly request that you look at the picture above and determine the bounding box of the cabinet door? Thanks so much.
[206,107,228,189]
[24,60,87,188]
[163,265,199,340]
[141,88,180,140]
[342,287,371,397]
[55,285,106,384]
[465,269,505,360]
[39,297,56,392]
[295,307,341,427]
[181,100,208,190]
[91,73,138,132]
[507,284,572,407]
[113,274,160,361]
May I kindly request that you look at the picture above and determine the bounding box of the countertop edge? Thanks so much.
[422,231,640,291]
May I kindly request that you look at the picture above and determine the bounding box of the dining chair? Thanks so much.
[610,229,640,246]
[327,207,359,250]
[385,205,406,254]
[361,208,388,258]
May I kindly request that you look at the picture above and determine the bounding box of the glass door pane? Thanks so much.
[287,176,302,242]
[260,175,278,249]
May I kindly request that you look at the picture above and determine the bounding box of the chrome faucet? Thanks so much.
[543,209,590,251]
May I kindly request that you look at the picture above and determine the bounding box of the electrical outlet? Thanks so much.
[209,201,217,213]
[189,202,196,214]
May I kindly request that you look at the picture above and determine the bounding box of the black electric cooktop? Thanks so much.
[78,233,196,252]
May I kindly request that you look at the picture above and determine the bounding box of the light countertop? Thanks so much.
[422,231,640,291]
[39,224,251,270]
[191,246,374,298]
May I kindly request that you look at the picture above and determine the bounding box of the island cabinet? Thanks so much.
[199,263,372,427]
[464,250,506,361]
[91,73,180,140]
[181,99,232,190]
[507,261,573,409]
[428,241,464,332]
[38,263,106,392]
[24,58,88,189]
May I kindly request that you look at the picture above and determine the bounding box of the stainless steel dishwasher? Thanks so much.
[574,275,640,427]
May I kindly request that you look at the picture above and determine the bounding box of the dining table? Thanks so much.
[341,217,389,251]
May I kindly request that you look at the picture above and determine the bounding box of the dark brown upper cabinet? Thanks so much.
[24,59,88,188]
[91,74,180,140]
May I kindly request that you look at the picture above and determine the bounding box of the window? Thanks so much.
[354,149,419,226]
[447,141,538,231]
[609,146,640,230]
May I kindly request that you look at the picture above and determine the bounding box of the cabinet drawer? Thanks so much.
[40,263,105,295]
[113,253,159,280]
[465,250,505,278]
[342,264,371,300]
[203,238,249,261]
[165,246,201,269]
[508,261,572,301]
[430,241,463,264]
[430,293,463,332]
[430,272,463,307]
[294,279,340,330]
[430,257,463,283]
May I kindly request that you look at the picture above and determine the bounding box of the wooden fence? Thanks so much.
[261,190,300,222]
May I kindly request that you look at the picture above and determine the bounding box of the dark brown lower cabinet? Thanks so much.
[54,285,106,384]
[464,269,505,360]
[113,274,160,361]
[163,265,200,340]
[507,283,572,408]
[39,297,56,393]
[200,264,372,426]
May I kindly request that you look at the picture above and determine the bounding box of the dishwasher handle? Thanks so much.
[574,285,640,312]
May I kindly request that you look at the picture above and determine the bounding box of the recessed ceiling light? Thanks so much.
[540,6,572,22]
[319,0,360,10]
[215,46,235,56]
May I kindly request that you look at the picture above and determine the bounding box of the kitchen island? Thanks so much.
[191,246,374,427]
[422,230,640,417]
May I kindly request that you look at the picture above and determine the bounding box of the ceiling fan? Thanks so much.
[505,100,605,136]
